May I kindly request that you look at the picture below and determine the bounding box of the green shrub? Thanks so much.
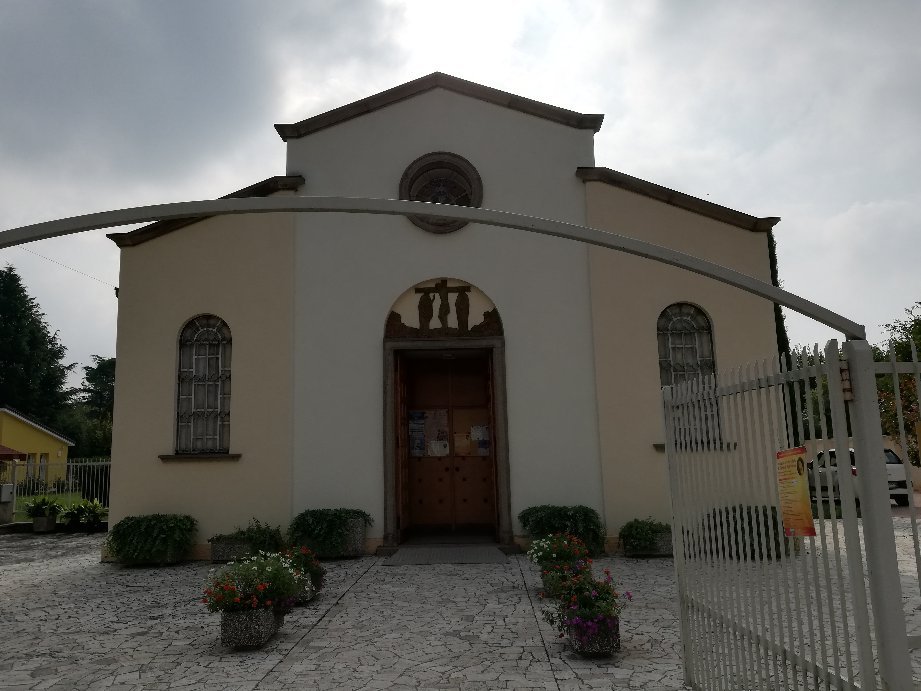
[24,496,63,519]
[517,505,606,555]
[288,508,373,558]
[208,517,284,554]
[692,505,789,561]
[106,513,197,565]
[619,518,671,556]
[60,499,108,532]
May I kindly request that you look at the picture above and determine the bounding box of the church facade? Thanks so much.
[107,73,780,553]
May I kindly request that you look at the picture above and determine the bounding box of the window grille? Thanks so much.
[658,303,719,447]
[176,315,231,453]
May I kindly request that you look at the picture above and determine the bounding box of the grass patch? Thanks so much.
[13,492,83,522]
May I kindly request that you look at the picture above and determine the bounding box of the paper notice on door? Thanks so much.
[470,425,489,441]
[427,440,450,457]
[454,433,472,455]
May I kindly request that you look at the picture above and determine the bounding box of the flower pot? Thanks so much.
[220,609,279,649]
[32,516,57,533]
[567,617,621,658]
[210,540,252,563]
[339,516,367,557]
[294,580,317,606]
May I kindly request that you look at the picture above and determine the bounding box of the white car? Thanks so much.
[807,448,911,507]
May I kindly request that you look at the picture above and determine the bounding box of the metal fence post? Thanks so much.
[843,338,913,690]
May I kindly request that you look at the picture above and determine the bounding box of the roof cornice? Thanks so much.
[107,175,305,248]
[577,167,780,233]
[275,72,604,141]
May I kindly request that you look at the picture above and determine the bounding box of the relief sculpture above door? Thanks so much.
[385,278,503,339]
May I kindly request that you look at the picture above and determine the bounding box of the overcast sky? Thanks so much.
[1,1,919,386]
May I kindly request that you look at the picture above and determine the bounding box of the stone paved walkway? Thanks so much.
[0,534,688,690]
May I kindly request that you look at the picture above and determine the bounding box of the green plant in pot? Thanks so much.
[518,505,606,555]
[106,513,197,565]
[526,533,592,597]
[208,518,284,563]
[281,545,326,602]
[542,567,631,657]
[60,499,108,533]
[618,518,672,557]
[203,552,305,649]
[24,496,63,533]
[288,508,373,559]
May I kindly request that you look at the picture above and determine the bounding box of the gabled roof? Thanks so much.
[107,175,305,248]
[275,72,605,141]
[576,167,780,232]
[0,407,74,445]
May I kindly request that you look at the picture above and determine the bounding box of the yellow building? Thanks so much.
[0,407,73,486]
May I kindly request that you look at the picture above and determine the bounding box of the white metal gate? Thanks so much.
[664,340,913,690]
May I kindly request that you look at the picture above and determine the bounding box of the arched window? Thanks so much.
[657,303,715,388]
[176,315,232,453]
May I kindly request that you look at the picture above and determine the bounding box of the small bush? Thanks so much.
[106,513,197,565]
[619,518,671,556]
[60,499,108,532]
[518,505,606,555]
[208,518,284,555]
[24,496,63,518]
[288,508,373,558]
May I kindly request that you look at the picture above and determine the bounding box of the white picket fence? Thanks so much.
[664,340,914,690]
[0,457,111,519]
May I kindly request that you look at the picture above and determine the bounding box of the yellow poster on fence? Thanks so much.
[776,446,816,537]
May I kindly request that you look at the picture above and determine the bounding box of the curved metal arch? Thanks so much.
[0,195,866,339]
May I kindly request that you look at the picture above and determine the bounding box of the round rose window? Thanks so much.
[399,152,483,233]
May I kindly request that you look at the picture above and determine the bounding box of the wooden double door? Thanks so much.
[395,350,497,537]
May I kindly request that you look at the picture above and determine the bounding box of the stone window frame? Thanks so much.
[398,151,483,234]
[173,314,233,455]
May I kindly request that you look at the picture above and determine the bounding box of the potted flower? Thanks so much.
[281,545,326,604]
[202,552,305,649]
[526,533,592,596]
[24,496,63,533]
[543,567,631,657]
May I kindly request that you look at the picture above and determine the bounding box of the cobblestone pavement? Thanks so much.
[0,534,688,690]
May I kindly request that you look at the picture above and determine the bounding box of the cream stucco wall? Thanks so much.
[584,181,779,539]
[110,212,296,545]
[286,88,605,538]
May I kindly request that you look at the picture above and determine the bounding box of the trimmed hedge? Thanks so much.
[517,505,606,555]
[106,513,197,565]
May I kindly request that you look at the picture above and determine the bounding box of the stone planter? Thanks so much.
[209,539,252,563]
[567,617,621,658]
[220,609,279,649]
[32,516,57,533]
[294,580,317,606]
[339,516,367,558]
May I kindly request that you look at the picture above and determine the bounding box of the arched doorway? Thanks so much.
[382,278,511,547]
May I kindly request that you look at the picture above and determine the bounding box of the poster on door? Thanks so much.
[776,446,816,537]
[408,409,449,457]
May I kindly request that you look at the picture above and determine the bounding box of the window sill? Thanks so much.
[158,453,241,462]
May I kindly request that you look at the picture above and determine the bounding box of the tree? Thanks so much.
[58,356,115,458]
[0,265,74,420]
[874,302,921,466]
[79,355,115,419]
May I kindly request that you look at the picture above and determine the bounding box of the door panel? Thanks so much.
[399,352,496,535]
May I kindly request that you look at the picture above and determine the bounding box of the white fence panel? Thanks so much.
[665,341,912,690]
